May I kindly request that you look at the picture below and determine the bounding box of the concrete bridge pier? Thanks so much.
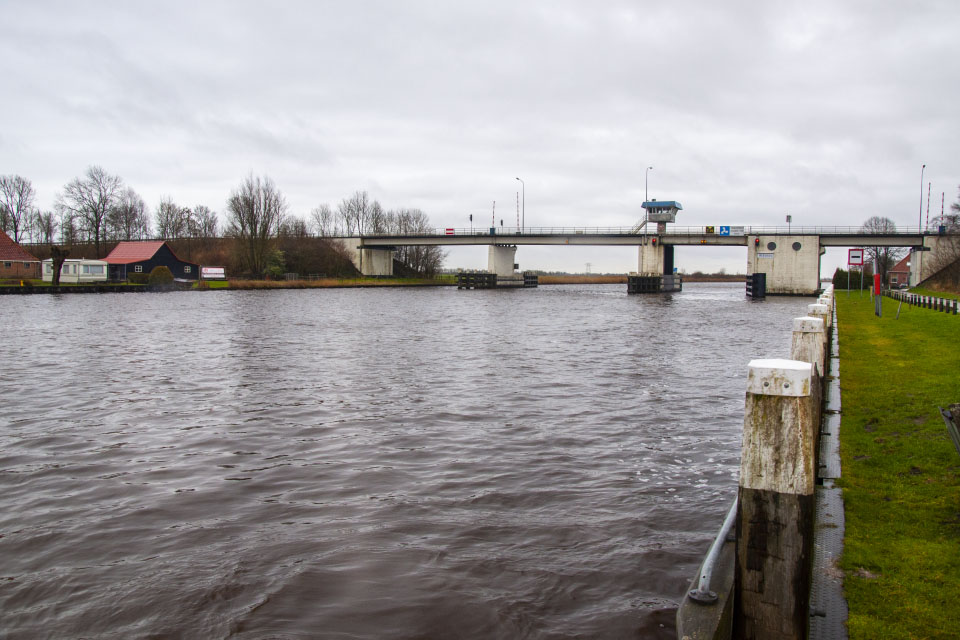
[341,239,395,276]
[488,245,526,287]
[746,235,822,295]
[488,245,517,276]
[637,238,674,275]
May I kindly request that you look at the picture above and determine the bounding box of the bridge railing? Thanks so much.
[358,225,932,238]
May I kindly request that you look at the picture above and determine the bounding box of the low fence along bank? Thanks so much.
[676,287,843,640]
[885,289,959,315]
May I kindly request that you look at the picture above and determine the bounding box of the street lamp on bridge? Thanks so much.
[515,177,525,232]
[645,166,653,202]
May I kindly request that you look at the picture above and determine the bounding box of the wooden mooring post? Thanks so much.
[735,359,818,640]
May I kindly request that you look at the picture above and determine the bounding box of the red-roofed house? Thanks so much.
[888,254,910,288]
[104,241,199,281]
[0,229,40,279]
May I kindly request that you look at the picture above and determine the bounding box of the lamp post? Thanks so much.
[917,164,926,284]
[515,177,524,232]
[645,166,653,202]
[919,164,926,232]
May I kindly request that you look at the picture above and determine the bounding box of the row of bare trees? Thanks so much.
[3,167,447,277]
[0,168,219,252]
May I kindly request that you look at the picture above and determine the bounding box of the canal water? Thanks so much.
[0,283,814,639]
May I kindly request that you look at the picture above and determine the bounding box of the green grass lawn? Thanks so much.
[837,294,960,639]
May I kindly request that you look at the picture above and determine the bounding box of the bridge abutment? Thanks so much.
[342,238,395,276]
[746,235,821,295]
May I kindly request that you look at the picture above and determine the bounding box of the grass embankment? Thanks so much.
[538,275,627,284]
[909,287,960,301]
[836,294,960,639]
[223,276,455,289]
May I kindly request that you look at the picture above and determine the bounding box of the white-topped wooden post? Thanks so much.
[790,316,826,377]
[808,302,830,329]
[735,359,818,640]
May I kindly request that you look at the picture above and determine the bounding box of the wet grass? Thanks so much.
[836,294,960,639]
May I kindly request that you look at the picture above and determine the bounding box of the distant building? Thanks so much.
[889,255,910,287]
[42,258,109,283]
[0,229,40,279]
[104,241,199,281]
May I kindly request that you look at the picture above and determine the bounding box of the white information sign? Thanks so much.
[201,266,226,280]
[848,249,864,266]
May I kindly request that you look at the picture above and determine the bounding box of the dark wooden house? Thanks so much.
[104,241,199,281]
[0,229,40,279]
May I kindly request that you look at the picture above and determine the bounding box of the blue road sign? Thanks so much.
[719,226,731,236]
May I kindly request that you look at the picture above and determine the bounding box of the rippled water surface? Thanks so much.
[0,283,815,639]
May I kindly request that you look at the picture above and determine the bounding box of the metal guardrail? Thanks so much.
[358,225,939,238]
[687,496,739,604]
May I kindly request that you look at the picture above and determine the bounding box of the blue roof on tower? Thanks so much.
[642,201,683,210]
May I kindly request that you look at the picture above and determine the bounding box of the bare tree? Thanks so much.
[369,200,388,234]
[337,190,370,235]
[859,216,905,284]
[191,205,219,238]
[107,188,151,240]
[57,166,123,257]
[311,203,335,236]
[390,208,445,276]
[35,210,57,245]
[0,174,37,242]
[57,206,79,245]
[49,245,70,287]
[155,196,191,240]
[226,174,288,276]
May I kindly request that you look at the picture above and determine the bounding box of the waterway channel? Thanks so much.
[0,283,815,639]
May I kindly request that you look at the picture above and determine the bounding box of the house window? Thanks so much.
[3,262,10,268]
[44,264,52,274]
[184,265,191,273]
[23,262,30,267]
[135,265,143,273]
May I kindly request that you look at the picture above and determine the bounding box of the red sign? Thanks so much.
[848,249,864,266]
[445,228,455,235]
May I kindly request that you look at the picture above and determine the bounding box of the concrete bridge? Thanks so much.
[339,225,951,295]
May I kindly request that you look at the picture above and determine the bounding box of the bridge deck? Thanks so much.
[352,226,933,248]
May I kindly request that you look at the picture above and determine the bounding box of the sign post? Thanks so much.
[848,249,864,298]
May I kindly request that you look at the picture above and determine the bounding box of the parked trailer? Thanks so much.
[42,259,109,284]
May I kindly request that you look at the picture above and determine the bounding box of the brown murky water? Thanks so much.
[0,283,814,639]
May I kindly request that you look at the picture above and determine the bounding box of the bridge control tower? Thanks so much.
[632,200,684,293]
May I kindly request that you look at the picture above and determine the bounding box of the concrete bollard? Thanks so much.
[790,316,826,377]
[808,303,830,329]
[735,359,818,640]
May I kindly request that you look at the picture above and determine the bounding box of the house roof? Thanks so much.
[0,229,38,261]
[890,254,911,273]
[103,241,168,264]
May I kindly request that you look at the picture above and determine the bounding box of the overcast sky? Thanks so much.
[3,1,958,274]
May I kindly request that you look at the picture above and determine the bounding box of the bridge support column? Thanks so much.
[341,239,394,276]
[638,240,664,275]
[747,235,821,295]
[488,245,517,276]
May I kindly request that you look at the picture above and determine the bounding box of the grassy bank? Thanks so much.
[223,276,455,289]
[538,275,627,284]
[909,287,959,301]
[836,294,960,639]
